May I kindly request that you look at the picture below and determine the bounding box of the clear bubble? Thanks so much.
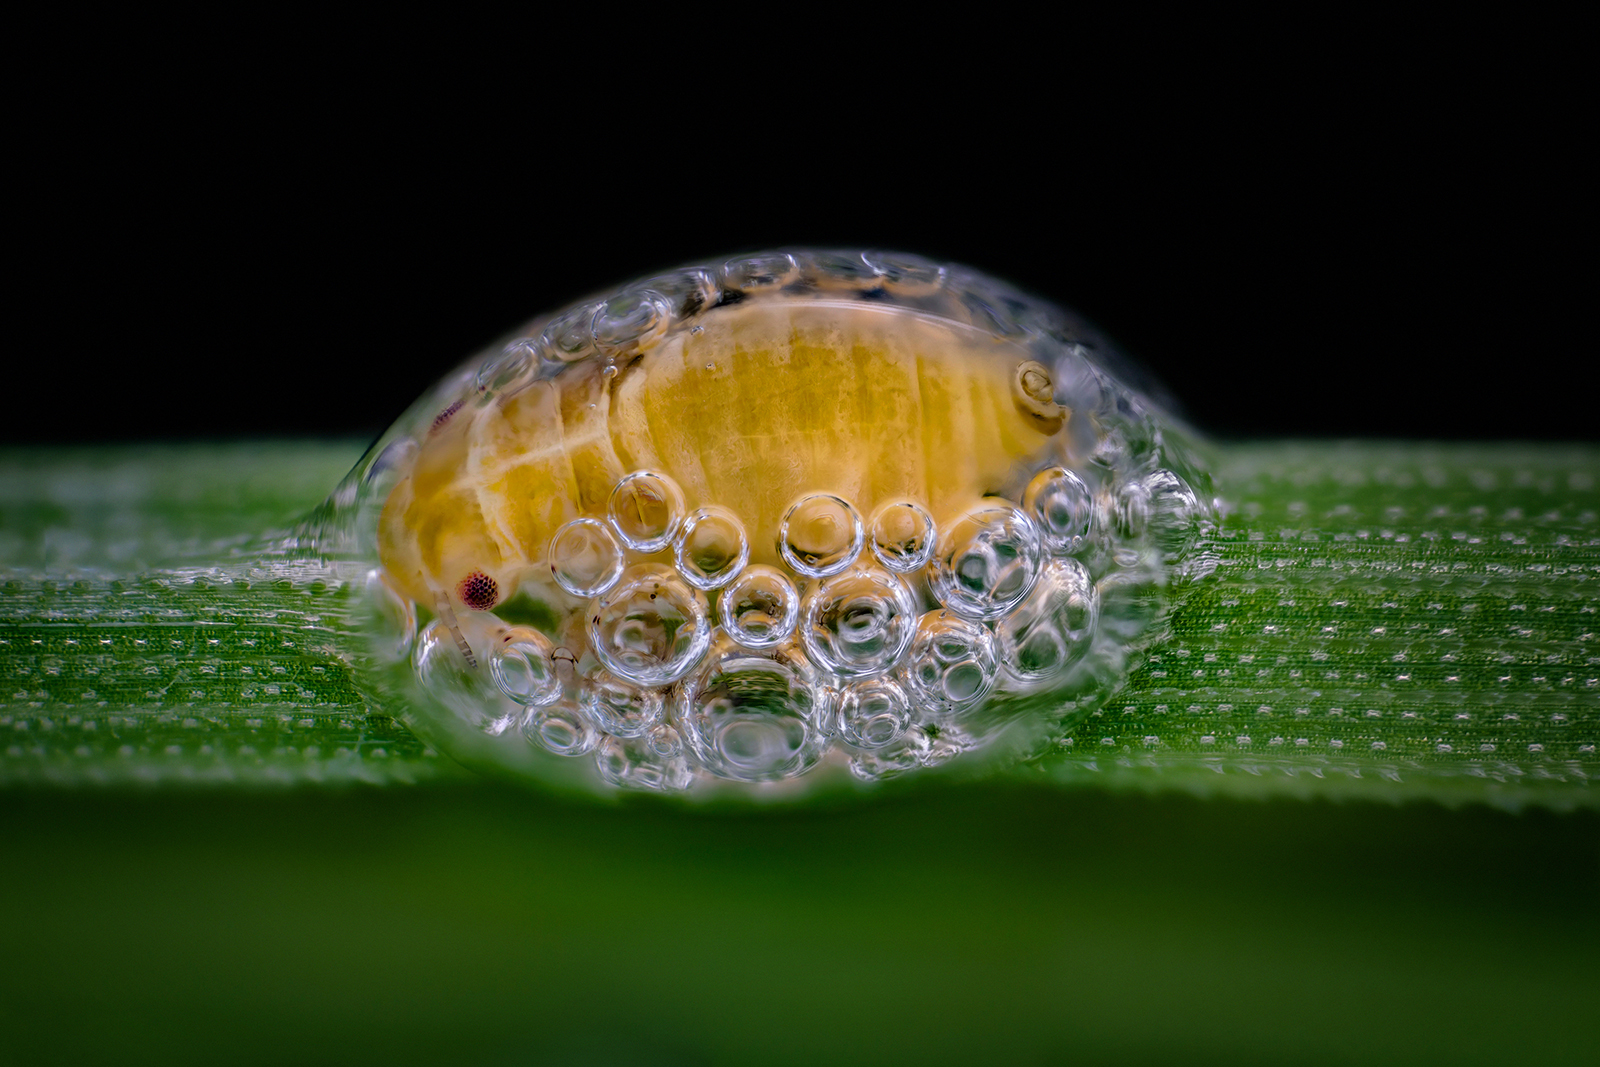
[1141,469,1202,559]
[799,565,916,678]
[780,493,864,578]
[674,506,749,591]
[796,250,879,289]
[522,699,599,757]
[587,564,712,686]
[548,518,625,598]
[675,638,830,782]
[414,612,520,735]
[868,501,937,573]
[835,676,913,750]
[637,267,720,317]
[900,611,1000,717]
[595,732,696,792]
[717,565,800,650]
[578,666,666,738]
[721,252,797,291]
[608,470,686,553]
[489,626,563,707]
[477,339,539,393]
[996,558,1099,689]
[541,303,602,362]
[927,503,1043,620]
[359,568,415,665]
[1114,477,1150,539]
[1023,467,1094,555]
[593,289,670,351]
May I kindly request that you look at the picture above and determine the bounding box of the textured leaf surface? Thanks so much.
[1,440,1595,806]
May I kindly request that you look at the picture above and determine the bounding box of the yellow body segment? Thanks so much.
[379,302,1069,610]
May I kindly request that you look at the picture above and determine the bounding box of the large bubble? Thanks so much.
[323,250,1216,793]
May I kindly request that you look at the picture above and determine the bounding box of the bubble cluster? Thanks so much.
[351,249,1215,793]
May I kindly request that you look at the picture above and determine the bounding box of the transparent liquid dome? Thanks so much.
[311,250,1218,795]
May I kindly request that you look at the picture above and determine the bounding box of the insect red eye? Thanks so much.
[456,571,498,611]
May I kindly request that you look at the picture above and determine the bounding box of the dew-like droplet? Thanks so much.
[608,471,686,553]
[489,625,563,707]
[674,506,749,590]
[780,493,864,578]
[717,565,800,650]
[595,732,696,792]
[1024,467,1094,555]
[676,638,830,782]
[928,504,1043,620]
[522,699,598,757]
[549,518,625,598]
[587,564,712,686]
[901,611,1000,717]
[835,676,913,750]
[799,565,916,678]
[578,666,665,738]
[414,612,520,735]
[996,558,1099,689]
[869,501,937,573]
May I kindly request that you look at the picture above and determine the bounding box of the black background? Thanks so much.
[10,50,1590,447]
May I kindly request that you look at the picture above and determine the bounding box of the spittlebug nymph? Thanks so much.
[340,251,1215,793]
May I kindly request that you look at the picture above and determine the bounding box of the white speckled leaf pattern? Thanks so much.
[2,441,1594,806]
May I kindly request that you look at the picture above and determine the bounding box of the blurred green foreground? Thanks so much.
[1,441,1596,1065]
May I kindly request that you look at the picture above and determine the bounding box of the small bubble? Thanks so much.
[608,471,687,552]
[1023,467,1094,555]
[800,565,917,678]
[414,613,520,736]
[587,565,712,686]
[674,506,749,591]
[489,627,563,708]
[718,565,800,650]
[997,558,1098,689]
[676,638,829,782]
[477,339,539,392]
[780,494,865,578]
[721,252,797,291]
[522,700,598,757]
[901,611,1000,716]
[836,676,914,750]
[868,501,937,573]
[928,503,1042,620]
[549,518,625,598]
[578,667,665,738]
[593,289,670,351]
[541,303,603,362]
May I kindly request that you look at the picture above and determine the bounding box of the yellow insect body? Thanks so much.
[380,301,1067,613]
